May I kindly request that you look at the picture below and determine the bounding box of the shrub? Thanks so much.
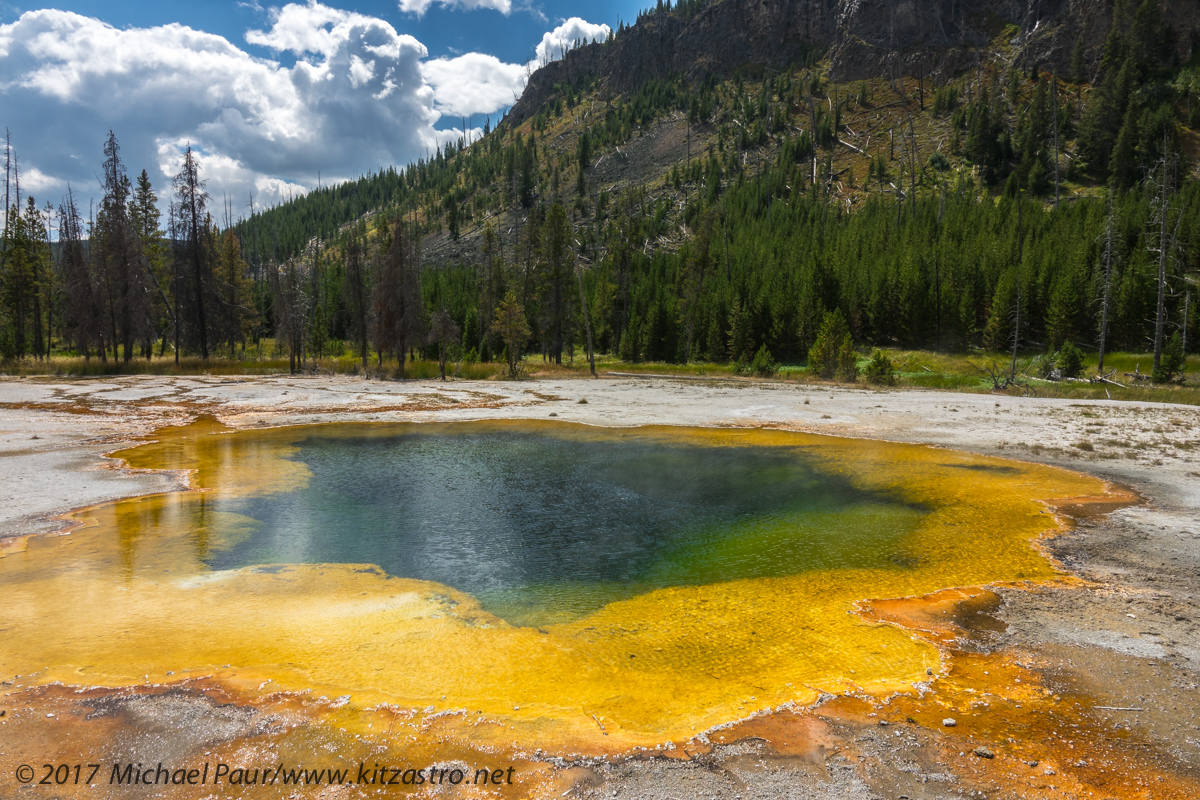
[1058,341,1084,379]
[865,350,897,385]
[808,309,857,381]
[1154,333,1186,383]
[1033,352,1058,379]
[750,344,778,377]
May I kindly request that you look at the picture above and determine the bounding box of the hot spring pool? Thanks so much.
[0,419,1116,744]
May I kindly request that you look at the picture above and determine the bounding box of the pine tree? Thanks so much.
[726,296,752,362]
[491,289,530,377]
[96,132,152,363]
[173,144,212,359]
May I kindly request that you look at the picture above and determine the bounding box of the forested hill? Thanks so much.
[235,0,1200,265]
[157,0,1199,378]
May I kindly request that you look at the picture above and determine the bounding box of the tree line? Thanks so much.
[1,131,259,362]
[2,0,1196,379]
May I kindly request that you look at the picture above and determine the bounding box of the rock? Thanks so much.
[510,0,1200,130]
[942,718,957,727]
[1027,760,1039,768]
[1045,769,1056,776]
[974,747,995,759]
[878,720,889,727]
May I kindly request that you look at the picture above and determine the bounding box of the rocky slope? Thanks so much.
[508,0,1200,127]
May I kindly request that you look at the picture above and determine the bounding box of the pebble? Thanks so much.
[1045,769,1056,776]
[973,747,994,759]
[878,720,889,727]
[942,718,957,727]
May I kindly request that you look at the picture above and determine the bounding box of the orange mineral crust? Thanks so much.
[0,421,1133,768]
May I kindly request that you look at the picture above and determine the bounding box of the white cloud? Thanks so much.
[534,17,610,68]
[155,140,308,210]
[398,0,513,17]
[421,52,527,117]
[0,3,609,219]
[17,166,64,197]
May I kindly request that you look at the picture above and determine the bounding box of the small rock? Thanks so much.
[942,718,957,727]
[927,668,934,676]
[577,398,588,404]
[1027,760,1039,768]
[1044,769,1056,776]
[549,413,558,417]
[974,747,994,759]
[878,720,889,727]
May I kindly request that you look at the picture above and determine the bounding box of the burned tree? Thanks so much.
[371,219,424,378]
[427,307,460,381]
[94,132,153,363]
[173,145,212,359]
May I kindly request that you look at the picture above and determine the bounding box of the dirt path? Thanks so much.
[1,374,1197,799]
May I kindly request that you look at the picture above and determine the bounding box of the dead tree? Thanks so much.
[345,235,369,369]
[1150,142,1180,376]
[268,258,307,374]
[575,260,597,376]
[1097,193,1117,373]
[371,219,424,378]
[1009,282,1022,385]
[427,308,460,381]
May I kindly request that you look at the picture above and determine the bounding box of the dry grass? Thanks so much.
[4,347,1198,406]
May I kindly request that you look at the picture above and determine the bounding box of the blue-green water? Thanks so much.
[201,427,927,624]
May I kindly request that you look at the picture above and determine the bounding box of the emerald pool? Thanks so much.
[197,425,926,624]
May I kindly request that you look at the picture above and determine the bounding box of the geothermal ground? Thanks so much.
[0,374,1197,799]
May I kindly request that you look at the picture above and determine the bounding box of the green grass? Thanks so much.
[528,348,1200,405]
[3,345,1198,406]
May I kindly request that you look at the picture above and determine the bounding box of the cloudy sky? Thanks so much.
[0,0,640,222]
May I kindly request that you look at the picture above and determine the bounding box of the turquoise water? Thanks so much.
[202,427,927,624]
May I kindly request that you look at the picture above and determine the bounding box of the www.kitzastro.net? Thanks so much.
[14,762,518,788]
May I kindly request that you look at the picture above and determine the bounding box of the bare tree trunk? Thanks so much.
[1052,72,1060,209]
[1097,194,1116,373]
[190,199,208,359]
[576,264,596,376]
[1010,283,1022,384]
[1153,149,1171,375]
[1183,293,1191,356]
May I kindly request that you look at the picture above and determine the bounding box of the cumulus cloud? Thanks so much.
[0,2,608,219]
[421,18,611,118]
[398,0,513,16]
[534,17,610,68]
[421,52,527,118]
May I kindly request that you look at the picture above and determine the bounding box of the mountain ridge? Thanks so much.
[507,0,1200,128]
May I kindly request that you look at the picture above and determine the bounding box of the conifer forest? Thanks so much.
[2,0,1198,388]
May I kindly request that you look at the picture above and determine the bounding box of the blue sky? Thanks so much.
[1,1,644,62]
[0,0,645,218]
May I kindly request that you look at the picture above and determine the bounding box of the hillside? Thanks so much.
[229,0,1199,377]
